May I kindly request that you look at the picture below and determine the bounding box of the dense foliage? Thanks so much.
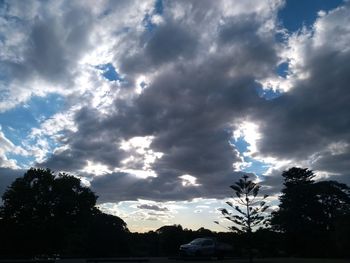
[271,167,350,257]
[0,168,129,258]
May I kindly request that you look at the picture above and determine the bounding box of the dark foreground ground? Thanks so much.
[34,258,350,263]
[133,258,348,263]
[1,258,349,263]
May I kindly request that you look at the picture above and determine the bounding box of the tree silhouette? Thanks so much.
[1,168,97,221]
[312,180,350,231]
[156,224,185,256]
[271,167,350,256]
[0,168,128,257]
[271,167,318,256]
[217,175,269,262]
[85,211,130,257]
[0,168,97,256]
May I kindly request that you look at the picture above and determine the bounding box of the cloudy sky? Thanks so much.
[1,0,349,232]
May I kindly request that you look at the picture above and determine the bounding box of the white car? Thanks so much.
[179,238,232,257]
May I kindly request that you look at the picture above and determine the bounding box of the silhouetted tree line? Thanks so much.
[0,167,349,259]
[271,167,350,258]
[217,168,350,260]
[0,168,129,258]
[127,225,283,258]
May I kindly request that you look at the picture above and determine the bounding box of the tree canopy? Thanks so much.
[1,168,97,224]
[0,168,128,257]
[271,167,350,256]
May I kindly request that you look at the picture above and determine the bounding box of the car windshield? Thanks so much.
[190,238,210,245]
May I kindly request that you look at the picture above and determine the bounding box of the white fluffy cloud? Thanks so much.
[0,128,27,168]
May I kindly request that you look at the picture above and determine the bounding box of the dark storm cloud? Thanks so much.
[314,152,350,178]
[218,15,278,78]
[6,0,348,202]
[255,42,350,161]
[41,150,87,172]
[137,204,169,211]
[1,2,93,84]
[41,107,128,171]
[311,145,350,186]
[41,1,282,201]
[249,3,350,190]
[28,10,92,82]
[36,1,350,200]
[59,53,276,202]
[90,172,200,202]
[1,0,349,205]
[219,16,262,44]
[0,168,24,198]
[146,22,197,65]
[121,20,198,74]
[261,169,285,195]
[90,170,248,202]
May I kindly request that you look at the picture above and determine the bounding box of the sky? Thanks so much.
[0,0,350,232]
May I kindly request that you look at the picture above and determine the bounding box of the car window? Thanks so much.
[190,239,203,245]
[202,240,213,246]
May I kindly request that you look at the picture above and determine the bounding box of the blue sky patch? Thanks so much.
[231,137,269,178]
[256,86,283,101]
[0,94,64,145]
[233,137,249,154]
[6,132,62,169]
[276,62,289,78]
[143,0,163,33]
[0,94,65,168]
[96,63,121,81]
[241,157,269,177]
[143,13,155,32]
[155,0,163,15]
[279,0,344,32]
[7,152,35,168]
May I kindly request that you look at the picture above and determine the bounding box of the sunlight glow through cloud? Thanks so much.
[233,121,261,156]
[81,160,112,176]
[179,174,201,187]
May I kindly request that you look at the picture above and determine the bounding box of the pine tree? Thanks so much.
[216,175,269,262]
